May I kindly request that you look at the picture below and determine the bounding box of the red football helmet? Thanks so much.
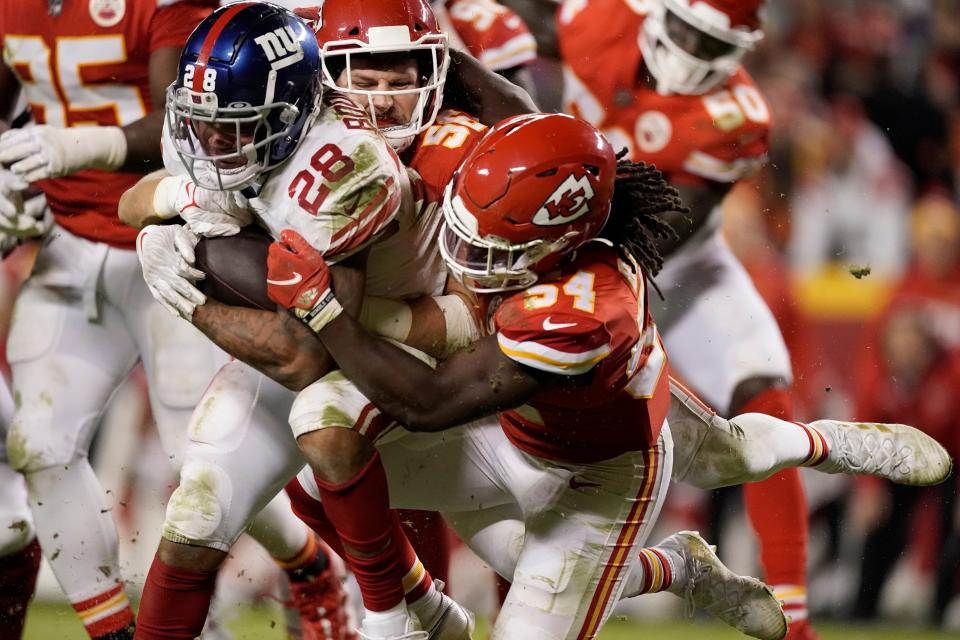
[300,0,448,150]
[440,113,616,293]
[640,0,764,95]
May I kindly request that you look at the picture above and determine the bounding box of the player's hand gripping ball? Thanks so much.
[267,229,343,332]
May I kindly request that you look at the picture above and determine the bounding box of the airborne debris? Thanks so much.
[848,264,872,279]
[8,520,27,532]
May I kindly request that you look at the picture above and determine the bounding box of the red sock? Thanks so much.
[313,452,405,612]
[0,538,41,639]
[394,513,434,603]
[134,555,217,640]
[739,388,809,588]
[399,509,449,585]
[285,478,346,558]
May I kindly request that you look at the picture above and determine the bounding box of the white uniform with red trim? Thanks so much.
[0,0,229,610]
[558,0,791,413]
[0,380,33,556]
[164,109,488,550]
[433,0,538,71]
[295,242,674,639]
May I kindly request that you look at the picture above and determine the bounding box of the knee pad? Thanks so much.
[5,411,80,473]
[289,369,391,441]
[0,466,34,556]
[163,460,233,550]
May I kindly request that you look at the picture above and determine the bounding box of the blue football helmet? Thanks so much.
[167,2,321,190]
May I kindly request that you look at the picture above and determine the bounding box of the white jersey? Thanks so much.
[163,91,449,299]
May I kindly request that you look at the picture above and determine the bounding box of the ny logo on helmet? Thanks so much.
[254,26,304,70]
[532,173,595,226]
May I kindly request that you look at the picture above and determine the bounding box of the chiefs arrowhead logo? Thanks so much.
[531,173,595,226]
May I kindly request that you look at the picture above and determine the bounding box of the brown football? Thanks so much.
[194,225,274,310]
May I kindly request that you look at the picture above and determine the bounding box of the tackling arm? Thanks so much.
[192,260,367,391]
[314,301,547,432]
[444,49,539,124]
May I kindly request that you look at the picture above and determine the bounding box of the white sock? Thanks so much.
[362,601,412,635]
[408,580,442,626]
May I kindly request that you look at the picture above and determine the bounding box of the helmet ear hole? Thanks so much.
[536,168,558,177]
[583,164,600,177]
[348,26,360,36]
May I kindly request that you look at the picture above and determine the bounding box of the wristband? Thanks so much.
[152,176,185,219]
[297,289,344,333]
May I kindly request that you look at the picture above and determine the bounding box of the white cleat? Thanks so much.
[662,531,787,640]
[809,420,953,486]
[418,580,474,640]
[358,611,428,640]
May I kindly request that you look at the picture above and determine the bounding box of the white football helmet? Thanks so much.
[640,0,764,96]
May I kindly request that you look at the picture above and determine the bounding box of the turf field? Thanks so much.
[22,602,959,640]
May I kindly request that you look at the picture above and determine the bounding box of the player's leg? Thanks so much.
[134,360,344,640]
[653,233,812,637]
[290,395,488,640]
[669,378,952,489]
[0,380,40,640]
[291,364,440,639]
[490,426,673,639]
[7,234,141,640]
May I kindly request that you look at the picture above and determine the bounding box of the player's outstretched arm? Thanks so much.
[267,230,550,430]
[191,301,335,391]
[445,49,539,124]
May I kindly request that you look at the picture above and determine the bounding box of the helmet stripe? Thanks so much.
[193,2,255,92]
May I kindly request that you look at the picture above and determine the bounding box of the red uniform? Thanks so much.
[434,0,537,71]
[0,0,215,248]
[494,242,669,463]
[558,0,771,187]
[406,109,488,202]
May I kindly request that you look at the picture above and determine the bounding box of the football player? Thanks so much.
[126,3,488,638]
[558,1,817,634]
[271,113,952,640]
[0,2,343,639]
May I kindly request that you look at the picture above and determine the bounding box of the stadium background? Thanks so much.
[2,0,960,637]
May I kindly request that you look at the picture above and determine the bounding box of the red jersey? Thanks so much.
[493,242,670,463]
[558,0,771,187]
[406,109,488,202]
[434,0,537,71]
[0,0,216,248]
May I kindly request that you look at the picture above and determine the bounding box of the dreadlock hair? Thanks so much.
[600,150,686,278]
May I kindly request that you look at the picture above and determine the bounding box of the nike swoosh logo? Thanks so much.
[266,272,303,286]
[543,316,577,331]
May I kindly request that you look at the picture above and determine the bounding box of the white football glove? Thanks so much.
[153,174,253,237]
[0,125,127,182]
[137,224,207,321]
[0,169,51,240]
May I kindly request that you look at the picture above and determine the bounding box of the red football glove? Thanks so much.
[266,229,343,332]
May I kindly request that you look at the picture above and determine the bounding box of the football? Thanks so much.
[194,225,274,310]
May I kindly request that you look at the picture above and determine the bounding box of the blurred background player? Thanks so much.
[557,1,816,636]
[0,2,340,639]
[432,0,537,92]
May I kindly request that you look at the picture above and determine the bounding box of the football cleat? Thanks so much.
[809,420,953,486]
[284,562,358,640]
[416,580,474,640]
[662,531,787,640]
